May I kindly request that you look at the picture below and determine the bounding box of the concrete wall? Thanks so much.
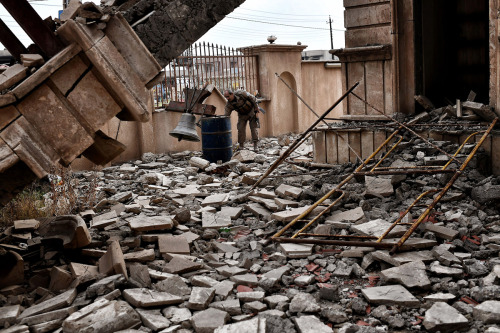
[71,45,343,170]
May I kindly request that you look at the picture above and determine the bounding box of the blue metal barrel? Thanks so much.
[201,116,233,163]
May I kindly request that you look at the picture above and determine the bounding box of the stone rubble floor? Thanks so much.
[1,132,500,333]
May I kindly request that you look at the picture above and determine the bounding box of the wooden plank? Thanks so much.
[346,26,392,48]
[365,61,385,115]
[0,93,16,108]
[16,84,94,165]
[0,0,64,58]
[67,70,122,132]
[50,55,89,95]
[57,19,104,52]
[361,130,374,159]
[0,137,19,173]
[492,135,500,176]
[0,116,59,178]
[82,130,126,166]
[383,59,394,114]
[325,131,338,164]
[0,105,20,131]
[347,62,365,115]
[85,35,151,122]
[373,130,387,158]
[312,131,326,163]
[165,101,217,115]
[13,43,82,100]
[338,132,350,163]
[345,3,391,28]
[104,14,162,85]
[348,132,362,163]
[0,18,28,61]
[344,0,388,8]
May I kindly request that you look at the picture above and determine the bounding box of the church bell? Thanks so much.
[169,113,200,142]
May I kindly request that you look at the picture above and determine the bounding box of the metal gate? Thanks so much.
[153,42,259,108]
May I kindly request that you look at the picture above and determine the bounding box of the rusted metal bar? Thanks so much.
[165,101,216,115]
[376,189,439,242]
[250,81,360,191]
[369,136,403,171]
[298,234,379,239]
[0,0,64,58]
[291,191,346,238]
[441,131,480,170]
[353,169,456,176]
[273,237,396,249]
[0,18,28,62]
[272,124,404,239]
[389,118,498,254]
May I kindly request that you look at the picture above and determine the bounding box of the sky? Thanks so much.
[0,0,345,52]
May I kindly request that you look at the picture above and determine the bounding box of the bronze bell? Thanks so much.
[169,113,200,142]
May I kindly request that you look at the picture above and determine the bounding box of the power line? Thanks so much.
[227,16,335,31]
[238,7,338,17]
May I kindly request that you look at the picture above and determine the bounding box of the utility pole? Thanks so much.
[327,15,334,59]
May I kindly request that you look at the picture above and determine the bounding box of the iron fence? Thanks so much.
[152,42,259,108]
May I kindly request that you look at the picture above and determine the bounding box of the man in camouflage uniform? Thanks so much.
[223,89,260,151]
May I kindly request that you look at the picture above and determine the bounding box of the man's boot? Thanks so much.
[253,141,258,151]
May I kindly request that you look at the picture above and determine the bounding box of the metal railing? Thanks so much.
[153,42,259,108]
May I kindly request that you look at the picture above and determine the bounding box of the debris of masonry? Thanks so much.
[1,1,500,333]
[1,104,500,333]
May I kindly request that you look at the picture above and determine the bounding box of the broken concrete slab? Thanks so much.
[210,299,242,316]
[244,202,272,220]
[274,197,299,210]
[276,183,303,199]
[201,193,229,207]
[162,306,192,325]
[372,250,434,266]
[0,304,21,326]
[236,291,265,302]
[220,206,243,220]
[123,288,183,307]
[18,288,77,319]
[49,266,74,292]
[62,298,141,333]
[163,256,203,274]
[158,235,190,255]
[190,308,230,333]
[293,315,333,333]
[153,275,190,296]
[19,306,77,326]
[289,292,321,313]
[136,308,171,331]
[365,176,394,197]
[86,274,127,298]
[361,285,420,307]
[473,300,500,324]
[213,316,265,333]
[380,261,431,288]
[326,207,365,223]
[98,240,128,279]
[279,243,313,258]
[37,215,91,249]
[423,301,469,332]
[123,249,155,262]
[351,219,406,238]
[429,261,464,277]
[202,211,232,229]
[230,273,258,287]
[91,210,118,229]
[425,223,459,240]
[187,287,216,310]
[127,215,174,232]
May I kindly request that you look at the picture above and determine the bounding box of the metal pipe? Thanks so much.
[369,136,403,171]
[250,81,360,191]
[441,131,480,170]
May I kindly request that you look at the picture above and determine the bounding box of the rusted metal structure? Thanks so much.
[272,114,498,253]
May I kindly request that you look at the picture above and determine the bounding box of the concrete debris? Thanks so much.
[1,132,500,333]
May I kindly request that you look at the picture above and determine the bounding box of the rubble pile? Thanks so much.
[1,130,500,333]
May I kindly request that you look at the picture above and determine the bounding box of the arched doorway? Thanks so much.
[276,71,299,134]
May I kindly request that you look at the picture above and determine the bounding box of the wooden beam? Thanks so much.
[0,18,28,61]
[0,0,64,58]
[165,101,216,115]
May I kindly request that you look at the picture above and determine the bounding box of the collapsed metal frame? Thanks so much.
[271,118,498,254]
